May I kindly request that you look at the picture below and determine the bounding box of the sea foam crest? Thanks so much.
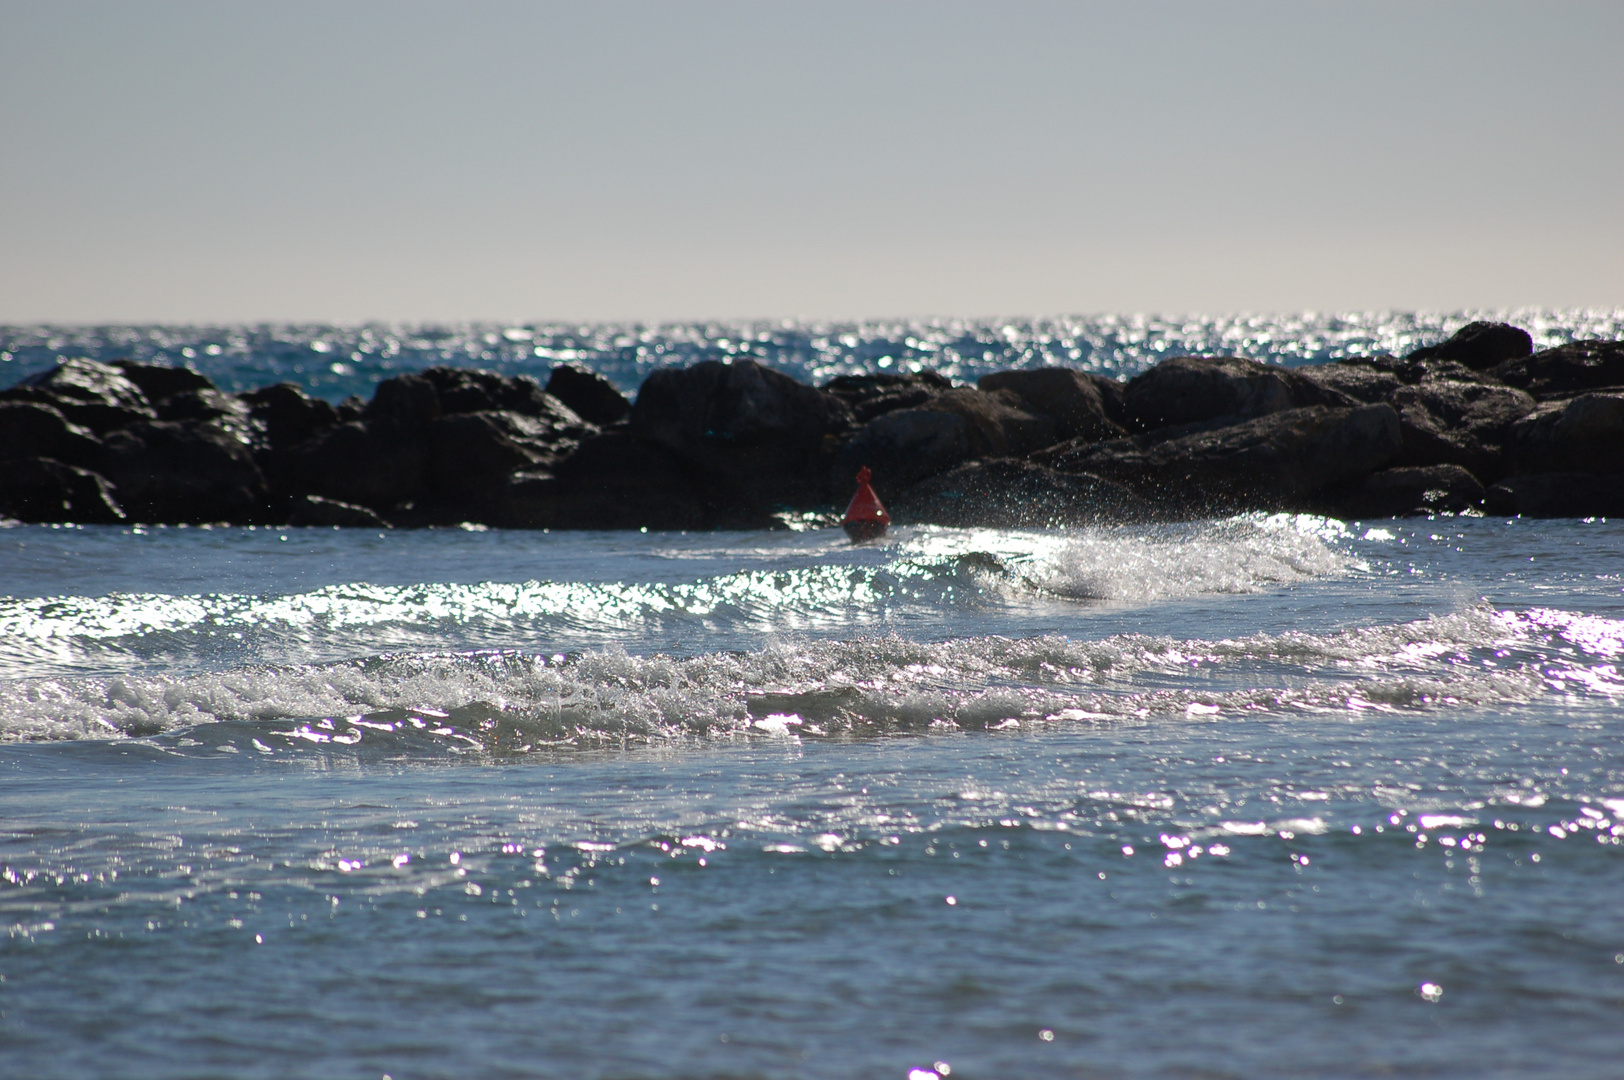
[0,517,1358,678]
[2,606,1615,746]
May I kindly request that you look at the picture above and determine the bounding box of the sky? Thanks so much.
[2,0,1620,323]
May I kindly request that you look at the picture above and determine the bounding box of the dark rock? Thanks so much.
[0,458,124,524]
[823,371,954,425]
[1122,356,1356,432]
[100,420,270,524]
[285,495,388,528]
[1388,381,1535,480]
[336,395,366,422]
[1485,473,1624,518]
[632,360,851,510]
[154,388,257,447]
[240,383,341,449]
[546,365,631,426]
[1040,404,1402,517]
[1328,464,1485,518]
[364,372,443,439]
[110,361,214,401]
[889,459,1143,528]
[0,357,155,434]
[1406,322,1533,370]
[0,401,104,469]
[1091,374,1129,428]
[1296,360,1403,404]
[1405,358,1505,386]
[831,388,1057,497]
[425,410,586,520]
[1493,339,1624,398]
[278,421,428,515]
[1509,392,1624,475]
[418,366,573,420]
[977,368,1126,442]
[500,431,728,531]
[278,368,593,522]
[831,409,969,495]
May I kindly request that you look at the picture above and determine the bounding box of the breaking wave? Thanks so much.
[3,606,1617,746]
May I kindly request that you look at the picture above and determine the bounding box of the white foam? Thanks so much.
[2,606,1614,745]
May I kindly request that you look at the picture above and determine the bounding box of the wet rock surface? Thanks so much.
[4,324,1622,528]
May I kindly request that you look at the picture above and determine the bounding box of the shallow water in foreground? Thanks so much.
[3,515,1624,1078]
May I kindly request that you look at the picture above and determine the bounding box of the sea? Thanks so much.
[3,311,1624,1079]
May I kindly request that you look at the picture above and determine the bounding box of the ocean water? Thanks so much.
[5,315,1624,1079]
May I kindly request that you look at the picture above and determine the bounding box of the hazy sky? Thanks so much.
[2,1,1620,323]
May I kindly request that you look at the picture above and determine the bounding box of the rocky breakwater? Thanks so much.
[2,320,1621,528]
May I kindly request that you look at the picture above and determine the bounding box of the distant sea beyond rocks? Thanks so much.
[4,321,1624,528]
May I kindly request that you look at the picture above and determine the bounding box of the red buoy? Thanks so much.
[842,466,890,543]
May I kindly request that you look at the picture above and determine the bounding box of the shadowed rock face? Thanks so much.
[1295,360,1404,404]
[889,459,1142,528]
[1406,321,1533,370]
[977,368,1126,443]
[632,360,850,511]
[0,402,103,470]
[499,431,725,531]
[241,383,341,450]
[1041,404,1402,517]
[0,458,124,524]
[1388,381,1536,481]
[823,371,953,424]
[1486,473,1624,518]
[112,361,214,402]
[1330,464,1486,519]
[0,357,156,433]
[829,388,1056,499]
[545,365,631,427]
[1510,393,1624,475]
[100,421,271,525]
[1493,340,1624,398]
[1122,356,1355,432]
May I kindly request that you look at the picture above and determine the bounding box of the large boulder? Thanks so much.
[830,409,969,496]
[1493,339,1624,399]
[1485,473,1624,518]
[976,368,1126,442]
[1040,404,1402,517]
[0,401,104,470]
[546,365,631,426]
[1122,356,1355,432]
[822,371,953,424]
[277,420,430,516]
[273,368,593,523]
[1405,321,1533,371]
[500,431,730,531]
[1388,381,1535,481]
[1295,359,1404,404]
[830,388,1056,498]
[98,420,270,524]
[1326,464,1485,519]
[418,366,568,419]
[631,360,851,510]
[424,410,588,521]
[889,458,1143,527]
[240,383,341,450]
[110,361,214,402]
[1509,392,1624,475]
[0,357,155,434]
[0,458,124,524]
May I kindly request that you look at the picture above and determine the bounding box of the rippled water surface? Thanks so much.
[5,312,1624,1078]
[4,514,1624,1079]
